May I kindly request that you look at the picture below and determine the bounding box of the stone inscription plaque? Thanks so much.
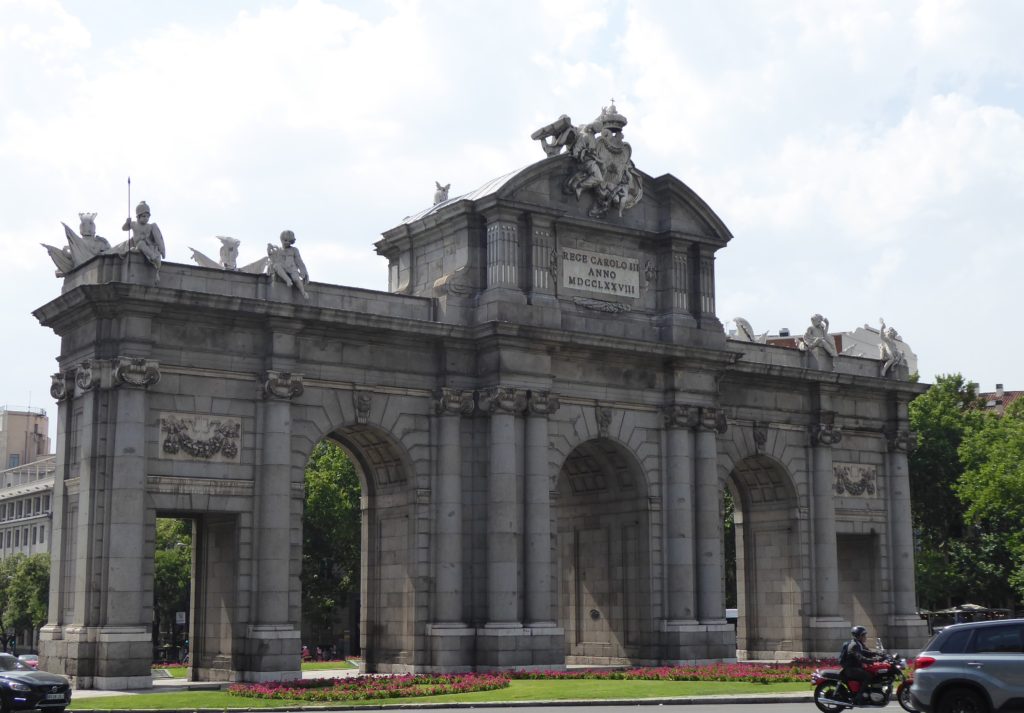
[833,463,878,498]
[159,412,241,463]
[561,248,640,298]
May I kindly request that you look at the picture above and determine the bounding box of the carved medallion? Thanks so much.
[353,389,373,424]
[160,413,242,462]
[50,372,73,402]
[833,463,878,498]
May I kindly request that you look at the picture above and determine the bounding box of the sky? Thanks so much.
[2,0,1022,442]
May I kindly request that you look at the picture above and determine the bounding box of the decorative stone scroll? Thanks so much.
[885,428,916,453]
[698,407,729,434]
[50,372,72,401]
[663,404,698,430]
[833,463,878,498]
[76,360,100,392]
[159,413,242,463]
[811,422,843,446]
[478,386,527,415]
[527,390,560,416]
[113,357,161,387]
[436,388,475,416]
[262,370,304,400]
[572,297,632,313]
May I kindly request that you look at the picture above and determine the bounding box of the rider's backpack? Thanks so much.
[838,640,853,667]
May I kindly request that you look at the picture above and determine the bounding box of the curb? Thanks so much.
[71,693,814,711]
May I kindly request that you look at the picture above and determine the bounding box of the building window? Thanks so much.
[14,530,19,547]
[21,528,27,548]
[7,454,18,468]
[16,501,22,518]
[32,527,36,545]
[39,525,44,544]
[43,495,50,512]
[33,497,40,514]
[4,530,9,547]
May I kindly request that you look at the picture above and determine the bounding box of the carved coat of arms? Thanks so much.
[532,102,644,219]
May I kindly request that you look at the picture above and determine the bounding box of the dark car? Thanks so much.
[910,618,1024,713]
[0,653,72,712]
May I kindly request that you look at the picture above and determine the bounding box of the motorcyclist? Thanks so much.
[840,625,882,704]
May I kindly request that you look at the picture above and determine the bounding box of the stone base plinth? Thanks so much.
[659,619,737,663]
[235,624,301,682]
[807,616,852,658]
[475,623,565,669]
[426,623,476,671]
[39,625,153,690]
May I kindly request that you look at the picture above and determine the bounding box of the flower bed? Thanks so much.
[509,662,817,684]
[228,672,509,701]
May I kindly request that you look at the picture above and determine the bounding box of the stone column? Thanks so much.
[695,407,726,622]
[663,404,698,622]
[480,386,526,625]
[256,370,303,627]
[434,388,473,623]
[525,390,558,626]
[886,428,917,616]
[486,216,520,290]
[811,422,842,618]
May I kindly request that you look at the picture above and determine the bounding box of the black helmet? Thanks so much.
[851,625,867,637]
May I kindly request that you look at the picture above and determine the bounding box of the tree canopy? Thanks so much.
[0,553,50,639]
[909,375,1023,609]
[302,440,362,644]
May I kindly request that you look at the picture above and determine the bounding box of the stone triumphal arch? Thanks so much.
[35,104,927,688]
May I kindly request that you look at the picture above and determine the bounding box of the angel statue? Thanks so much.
[189,236,268,273]
[122,200,166,281]
[878,318,907,377]
[266,230,309,299]
[42,212,118,277]
[797,313,837,369]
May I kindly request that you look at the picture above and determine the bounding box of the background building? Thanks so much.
[0,454,55,560]
[0,407,50,470]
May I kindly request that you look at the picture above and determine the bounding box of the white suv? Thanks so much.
[910,618,1024,713]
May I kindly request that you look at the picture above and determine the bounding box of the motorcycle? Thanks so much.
[811,648,915,712]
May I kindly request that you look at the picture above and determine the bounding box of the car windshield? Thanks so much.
[0,655,28,671]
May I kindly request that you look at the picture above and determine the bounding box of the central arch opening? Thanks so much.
[554,438,652,665]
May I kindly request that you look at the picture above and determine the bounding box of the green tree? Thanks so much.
[955,399,1024,602]
[302,440,361,647]
[0,554,24,642]
[4,553,50,636]
[153,518,192,648]
[908,374,984,609]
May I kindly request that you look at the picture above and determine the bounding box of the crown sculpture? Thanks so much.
[531,101,644,219]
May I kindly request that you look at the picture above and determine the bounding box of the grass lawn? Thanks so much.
[70,679,809,710]
[301,659,360,671]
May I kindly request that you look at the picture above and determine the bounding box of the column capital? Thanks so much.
[527,390,559,417]
[436,387,475,416]
[697,406,728,434]
[113,357,161,388]
[885,428,916,453]
[663,403,699,430]
[478,386,526,415]
[50,371,74,402]
[811,422,843,447]
[262,370,304,400]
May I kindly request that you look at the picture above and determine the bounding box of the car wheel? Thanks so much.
[937,687,988,713]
